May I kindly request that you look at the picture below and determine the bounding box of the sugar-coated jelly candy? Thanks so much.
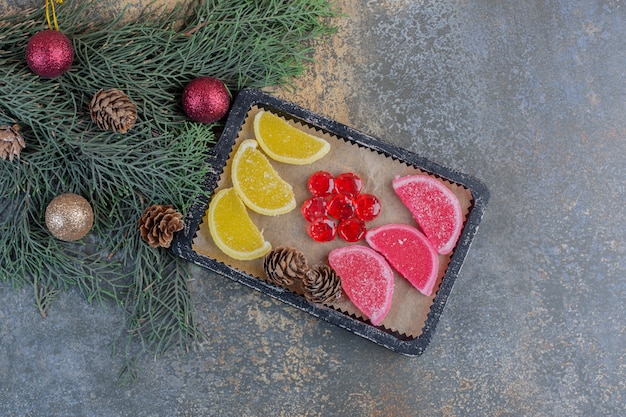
[328,245,394,326]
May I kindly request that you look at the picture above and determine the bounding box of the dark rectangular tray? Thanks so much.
[171,88,489,356]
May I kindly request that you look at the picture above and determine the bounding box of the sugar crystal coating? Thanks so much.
[392,175,463,255]
[366,223,439,296]
[328,245,394,326]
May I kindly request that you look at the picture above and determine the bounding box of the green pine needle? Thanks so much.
[0,0,337,380]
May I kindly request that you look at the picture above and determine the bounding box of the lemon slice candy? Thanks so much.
[231,139,296,216]
[207,187,271,261]
[253,110,330,165]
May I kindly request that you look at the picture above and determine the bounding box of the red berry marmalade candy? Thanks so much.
[309,217,337,242]
[338,217,366,242]
[354,193,382,221]
[307,171,335,197]
[327,194,355,220]
[301,197,328,222]
[334,172,362,196]
[303,170,379,243]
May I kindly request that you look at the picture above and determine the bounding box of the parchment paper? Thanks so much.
[192,106,473,338]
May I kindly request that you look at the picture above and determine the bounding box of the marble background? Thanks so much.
[1,1,625,416]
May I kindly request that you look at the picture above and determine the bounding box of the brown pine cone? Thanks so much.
[0,124,25,162]
[138,204,184,248]
[303,264,342,304]
[263,246,308,287]
[89,88,137,133]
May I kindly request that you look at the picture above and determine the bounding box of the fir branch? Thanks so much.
[33,274,62,318]
[125,250,199,355]
[0,0,338,379]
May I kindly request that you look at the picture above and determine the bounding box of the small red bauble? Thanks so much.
[25,30,74,78]
[182,76,230,123]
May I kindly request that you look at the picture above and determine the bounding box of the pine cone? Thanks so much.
[263,246,308,287]
[303,264,342,304]
[89,89,137,133]
[0,124,25,162]
[138,204,184,248]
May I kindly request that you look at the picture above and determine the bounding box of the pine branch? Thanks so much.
[33,275,62,318]
[0,0,338,380]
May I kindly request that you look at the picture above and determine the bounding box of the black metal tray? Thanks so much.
[171,88,489,356]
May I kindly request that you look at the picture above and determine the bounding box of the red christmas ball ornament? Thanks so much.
[25,30,74,78]
[182,76,231,123]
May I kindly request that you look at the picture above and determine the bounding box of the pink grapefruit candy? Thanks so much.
[328,245,394,326]
[392,175,463,255]
[366,224,439,296]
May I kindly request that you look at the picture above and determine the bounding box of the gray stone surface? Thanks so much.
[1,1,625,416]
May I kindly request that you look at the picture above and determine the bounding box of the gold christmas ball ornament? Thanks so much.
[45,193,94,242]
